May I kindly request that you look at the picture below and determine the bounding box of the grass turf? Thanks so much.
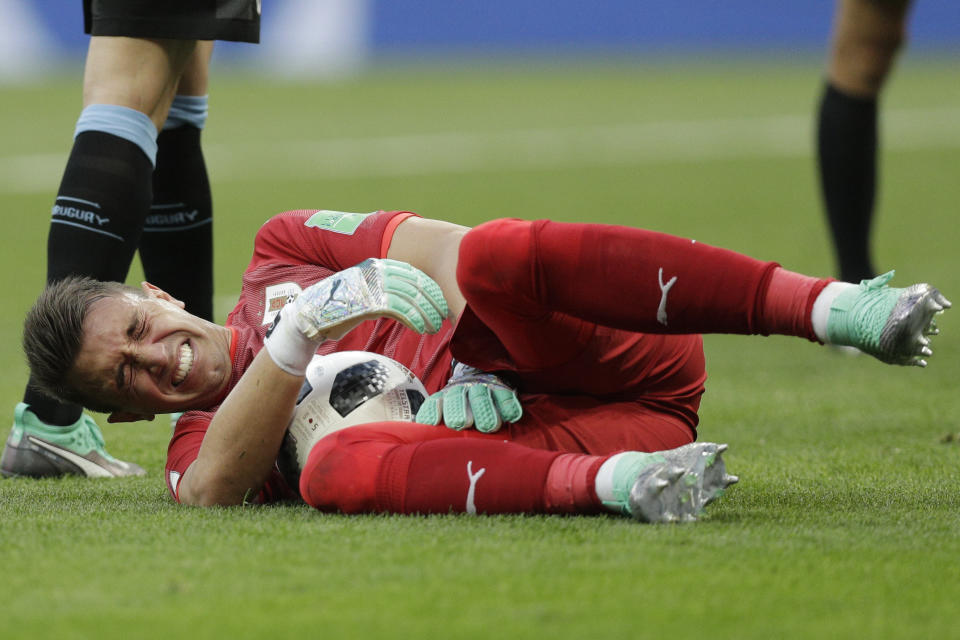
[1,59,959,639]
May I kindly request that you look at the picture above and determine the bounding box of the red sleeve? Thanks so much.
[165,411,211,503]
[249,209,417,272]
[165,411,296,505]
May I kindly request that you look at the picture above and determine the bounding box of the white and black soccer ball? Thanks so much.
[277,351,427,491]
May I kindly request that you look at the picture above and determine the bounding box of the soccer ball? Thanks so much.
[277,351,427,491]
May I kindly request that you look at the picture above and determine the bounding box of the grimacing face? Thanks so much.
[70,284,233,419]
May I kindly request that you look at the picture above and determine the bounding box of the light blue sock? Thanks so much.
[163,95,209,131]
[74,104,158,166]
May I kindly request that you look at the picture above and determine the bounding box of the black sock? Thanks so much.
[139,126,214,321]
[817,83,879,283]
[23,383,84,426]
[25,131,153,425]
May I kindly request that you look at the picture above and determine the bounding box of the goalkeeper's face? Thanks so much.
[69,283,233,419]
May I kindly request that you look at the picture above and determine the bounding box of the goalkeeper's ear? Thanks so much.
[140,281,185,309]
[107,411,156,424]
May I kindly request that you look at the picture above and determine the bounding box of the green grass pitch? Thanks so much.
[1,58,959,639]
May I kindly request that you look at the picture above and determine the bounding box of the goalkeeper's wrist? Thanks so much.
[263,304,321,376]
[450,360,504,383]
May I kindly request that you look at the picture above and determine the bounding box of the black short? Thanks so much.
[83,0,260,44]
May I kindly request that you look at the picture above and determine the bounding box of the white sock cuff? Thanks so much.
[594,452,631,506]
[811,281,856,343]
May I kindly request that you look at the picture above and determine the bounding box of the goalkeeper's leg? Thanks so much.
[454,218,947,368]
[303,395,702,515]
[299,421,733,522]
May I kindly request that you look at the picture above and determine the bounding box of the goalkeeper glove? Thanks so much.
[264,258,449,376]
[415,361,523,433]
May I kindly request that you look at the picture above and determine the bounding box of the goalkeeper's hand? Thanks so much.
[293,258,448,340]
[415,362,523,433]
[265,258,448,376]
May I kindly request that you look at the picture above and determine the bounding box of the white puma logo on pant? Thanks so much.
[657,267,678,326]
[466,460,486,515]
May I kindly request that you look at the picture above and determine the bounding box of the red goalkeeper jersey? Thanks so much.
[165,209,456,502]
[165,211,712,504]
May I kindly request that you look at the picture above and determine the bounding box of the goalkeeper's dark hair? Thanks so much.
[23,276,143,413]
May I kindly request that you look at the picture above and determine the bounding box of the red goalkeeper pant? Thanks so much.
[300,219,829,516]
[453,217,827,373]
[301,421,607,516]
[448,217,829,444]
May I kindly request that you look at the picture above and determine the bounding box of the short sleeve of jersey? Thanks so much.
[165,410,213,502]
[248,209,417,273]
[165,410,296,504]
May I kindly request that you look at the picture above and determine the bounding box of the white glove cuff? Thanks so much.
[263,303,319,376]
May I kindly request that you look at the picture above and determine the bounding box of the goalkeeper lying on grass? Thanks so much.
[20,209,950,522]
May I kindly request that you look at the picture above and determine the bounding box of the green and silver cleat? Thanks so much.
[1,403,145,478]
[607,442,738,523]
[656,442,738,509]
[827,271,951,367]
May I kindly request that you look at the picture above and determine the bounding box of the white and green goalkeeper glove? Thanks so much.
[415,361,523,433]
[264,258,449,376]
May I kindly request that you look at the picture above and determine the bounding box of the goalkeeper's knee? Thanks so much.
[457,218,539,305]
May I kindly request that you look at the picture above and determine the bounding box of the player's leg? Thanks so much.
[454,217,798,376]
[484,389,735,520]
[3,37,197,479]
[497,393,698,453]
[303,395,710,519]
[300,423,561,515]
[139,42,215,322]
[299,419,734,523]
[454,218,948,370]
[818,0,913,282]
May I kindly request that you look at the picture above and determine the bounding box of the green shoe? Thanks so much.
[1,403,145,478]
[827,271,951,367]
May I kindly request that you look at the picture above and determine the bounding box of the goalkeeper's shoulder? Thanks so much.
[252,209,415,269]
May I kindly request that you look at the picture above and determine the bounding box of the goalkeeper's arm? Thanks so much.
[386,216,471,320]
[177,259,448,507]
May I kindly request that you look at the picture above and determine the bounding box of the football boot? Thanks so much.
[605,443,737,523]
[827,271,950,367]
[1,403,145,478]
